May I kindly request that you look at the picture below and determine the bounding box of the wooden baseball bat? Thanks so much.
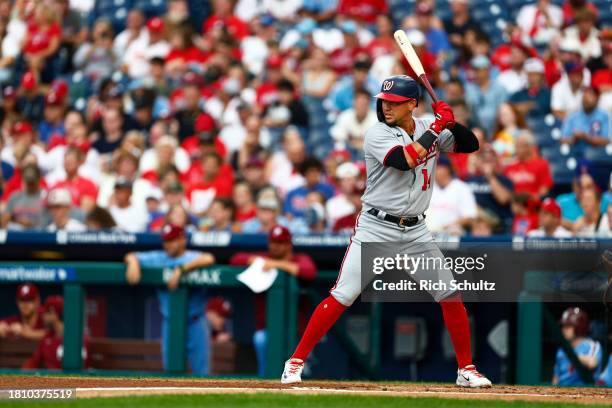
[393,29,438,103]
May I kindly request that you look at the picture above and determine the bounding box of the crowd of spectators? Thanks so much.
[0,0,611,238]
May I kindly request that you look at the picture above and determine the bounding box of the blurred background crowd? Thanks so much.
[1,0,612,238]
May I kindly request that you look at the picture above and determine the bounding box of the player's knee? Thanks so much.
[329,289,357,307]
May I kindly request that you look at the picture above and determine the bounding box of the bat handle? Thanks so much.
[419,74,437,103]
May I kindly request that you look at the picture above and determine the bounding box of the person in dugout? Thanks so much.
[125,223,216,376]
[0,283,45,340]
[23,295,89,369]
[230,225,316,377]
[553,307,603,386]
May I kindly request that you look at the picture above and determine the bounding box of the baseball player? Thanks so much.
[281,75,492,387]
[553,307,602,386]
[125,224,216,376]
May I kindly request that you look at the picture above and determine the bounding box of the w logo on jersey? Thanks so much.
[382,80,394,91]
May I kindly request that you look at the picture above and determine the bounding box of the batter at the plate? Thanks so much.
[281,75,492,388]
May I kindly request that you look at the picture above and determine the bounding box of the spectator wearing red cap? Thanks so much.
[504,131,553,199]
[496,41,535,95]
[528,198,573,237]
[37,91,66,145]
[206,297,232,343]
[0,283,45,340]
[48,146,98,212]
[125,224,216,375]
[16,71,45,124]
[1,164,45,230]
[180,112,226,160]
[123,17,170,79]
[23,295,89,370]
[255,55,284,108]
[22,5,62,81]
[230,225,316,376]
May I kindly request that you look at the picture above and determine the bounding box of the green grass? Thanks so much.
[0,393,601,408]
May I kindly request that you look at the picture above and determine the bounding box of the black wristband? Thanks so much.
[416,130,438,151]
[179,265,188,274]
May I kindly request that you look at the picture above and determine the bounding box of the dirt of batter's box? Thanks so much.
[0,375,610,405]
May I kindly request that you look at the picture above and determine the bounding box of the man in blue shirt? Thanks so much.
[510,58,551,120]
[465,56,508,135]
[553,307,602,386]
[562,87,610,148]
[415,2,452,57]
[125,224,216,376]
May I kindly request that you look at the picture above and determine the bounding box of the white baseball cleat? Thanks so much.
[281,358,304,384]
[456,365,492,388]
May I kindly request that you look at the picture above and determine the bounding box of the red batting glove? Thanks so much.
[430,101,455,134]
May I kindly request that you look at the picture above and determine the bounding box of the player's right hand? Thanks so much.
[430,101,455,134]
[126,267,141,285]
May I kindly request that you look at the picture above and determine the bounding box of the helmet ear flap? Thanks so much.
[376,99,386,123]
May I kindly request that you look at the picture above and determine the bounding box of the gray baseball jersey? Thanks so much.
[361,118,455,217]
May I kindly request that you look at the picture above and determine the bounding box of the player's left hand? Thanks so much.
[167,267,182,291]
[430,101,455,133]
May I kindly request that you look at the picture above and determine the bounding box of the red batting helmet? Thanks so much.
[560,307,590,337]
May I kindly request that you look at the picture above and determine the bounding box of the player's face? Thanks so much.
[381,99,414,125]
[561,325,575,341]
[269,241,291,259]
[17,299,37,318]
[539,211,557,230]
[163,236,187,257]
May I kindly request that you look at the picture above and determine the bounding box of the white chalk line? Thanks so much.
[74,386,600,400]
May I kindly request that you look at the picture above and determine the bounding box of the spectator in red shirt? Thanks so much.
[511,192,540,236]
[366,15,396,59]
[23,295,88,370]
[329,21,367,75]
[165,26,209,76]
[504,131,553,199]
[186,152,234,216]
[337,0,388,24]
[399,30,440,87]
[233,181,257,223]
[23,6,62,80]
[50,146,98,212]
[202,0,248,40]
[0,283,45,341]
[255,56,284,109]
[230,225,316,377]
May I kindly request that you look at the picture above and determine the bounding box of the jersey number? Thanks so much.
[421,169,432,191]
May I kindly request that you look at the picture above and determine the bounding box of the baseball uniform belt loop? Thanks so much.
[367,208,424,228]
